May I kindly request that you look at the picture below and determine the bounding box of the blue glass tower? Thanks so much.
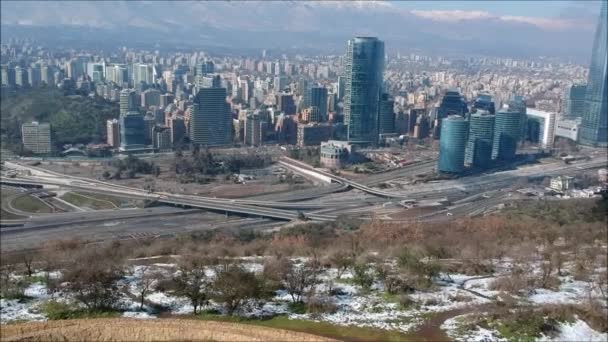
[438,90,468,120]
[344,37,385,145]
[465,111,495,168]
[492,109,521,160]
[438,116,469,173]
[580,2,608,147]
[119,111,146,150]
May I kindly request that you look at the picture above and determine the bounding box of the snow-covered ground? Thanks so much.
[1,257,606,341]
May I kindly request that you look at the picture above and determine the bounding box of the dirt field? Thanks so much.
[36,157,309,198]
[0,318,337,342]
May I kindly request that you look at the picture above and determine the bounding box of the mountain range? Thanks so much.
[0,1,601,62]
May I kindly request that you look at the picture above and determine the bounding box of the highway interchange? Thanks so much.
[1,153,606,251]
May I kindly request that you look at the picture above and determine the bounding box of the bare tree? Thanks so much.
[22,253,35,278]
[281,259,321,303]
[132,266,160,311]
[173,256,210,315]
[329,251,353,279]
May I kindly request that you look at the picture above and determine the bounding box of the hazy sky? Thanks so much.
[1,0,604,61]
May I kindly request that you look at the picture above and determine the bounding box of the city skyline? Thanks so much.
[1,1,604,62]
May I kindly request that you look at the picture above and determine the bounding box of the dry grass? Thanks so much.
[0,318,338,342]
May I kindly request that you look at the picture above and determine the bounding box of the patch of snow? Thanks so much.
[442,314,505,342]
[122,311,157,319]
[539,319,607,342]
[0,299,46,324]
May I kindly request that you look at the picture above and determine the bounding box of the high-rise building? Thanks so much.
[190,86,232,146]
[309,86,328,121]
[15,67,28,87]
[378,93,395,135]
[106,119,120,147]
[160,93,175,109]
[465,111,495,168]
[169,117,186,145]
[277,93,296,115]
[438,116,469,173]
[507,95,527,142]
[120,111,146,151]
[413,115,430,139]
[438,90,468,120]
[141,88,161,108]
[153,126,172,150]
[337,76,346,101]
[492,109,521,160]
[27,67,41,87]
[245,112,266,146]
[120,89,139,115]
[344,36,384,144]
[525,108,556,149]
[472,94,495,114]
[580,1,608,146]
[21,122,51,154]
[563,84,587,120]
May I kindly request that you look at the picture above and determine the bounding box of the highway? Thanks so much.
[1,154,605,249]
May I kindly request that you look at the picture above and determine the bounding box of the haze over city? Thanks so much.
[0,1,607,341]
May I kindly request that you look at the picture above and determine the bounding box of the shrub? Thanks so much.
[352,263,374,293]
[307,296,337,317]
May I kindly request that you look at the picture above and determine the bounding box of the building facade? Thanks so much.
[21,122,51,154]
[465,112,495,168]
[438,116,469,173]
[580,1,608,146]
[106,119,120,147]
[344,37,384,144]
[492,109,521,160]
[190,87,232,146]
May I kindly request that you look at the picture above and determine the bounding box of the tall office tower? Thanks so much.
[378,93,395,134]
[40,65,52,85]
[507,95,527,142]
[563,84,587,119]
[309,86,328,121]
[67,59,85,80]
[169,117,186,145]
[106,119,120,147]
[337,76,346,101]
[15,67,28,87]
[344,36,385,144]
[438,116,469,173]
[245,112,265,146]
[160,93,175,109]
[438,90,468,120]
[120,89,138,115]
[133,63,154,86]
[277,93,296,115]
[465,111,495,168]
[413,115,430,139]
[196,60,214,76]
[88,63,105,82]
[144,115,156,145]
[21,122,51,154]
[120,111,146,151]
[141,88,161,108]
[27,67,41,87]
[580,1,608,146]
[190,86,232,146]
[274,75,287,92]
[472,94,495,114]
[492,109,521,160]
[409,108,425,135]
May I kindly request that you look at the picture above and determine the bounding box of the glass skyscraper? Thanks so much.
[580,1,608,147]
[438,116,469,173]
[344,37,384,145]
[465,111,495,168]
[492,109,521,161]
[564,84,587,120]
[191,85,232,146]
